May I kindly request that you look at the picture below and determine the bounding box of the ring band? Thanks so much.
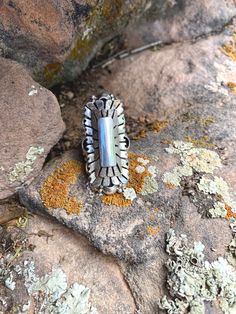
[82,93,130,194]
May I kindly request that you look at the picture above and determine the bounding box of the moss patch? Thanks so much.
[69,37,95,61]
[44,63,62,82]
[40,160,82,215]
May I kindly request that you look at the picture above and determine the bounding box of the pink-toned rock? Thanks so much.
[24,215,136,313]
[0,0,147,86]
[100,31,235,120]
[125,0,236,47]
[0,57,65,199]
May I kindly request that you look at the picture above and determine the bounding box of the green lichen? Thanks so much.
[141,176,159,195]
[4,273,15,291]
[198,175,236,214]
[140,164,158,195]
[21,261,97,314]
[163,141,221,187]
[163,165,193,187]
[159,229,236,314]
[123,187,137,201]
[56,283,97,314]
[162,141,236,219]
[166,141,222,173]
[8,146,44,183]
[208,201,227,218]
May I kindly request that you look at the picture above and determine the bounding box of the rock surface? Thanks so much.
[125,0,236,47]
[0,213,135,313]
[26,215,136,314]
[0,0,146,86]
[100,30,236,120]
[19,26,236,312]
[1,0,235,87]
[0,57,65,199]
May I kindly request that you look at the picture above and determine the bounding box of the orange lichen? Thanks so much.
[227,81,236,94]
[40,160,82,215]
[225,203,236,220]
[153,207,159,212]
[222,33,236,61]
[132,120,168,140]
[132,129,147,140]
[147,225,160,236]
[102,193,132,207]
[150,120,168,133]
[185,136,215,149]
[164,182,177,189]
[161,139,173,145]
[127,152,151,193]
[101,152,152,207]
[149,214,155,221]
[199,116,215,126]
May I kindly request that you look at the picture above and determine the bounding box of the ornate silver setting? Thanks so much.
[82,93,130,194]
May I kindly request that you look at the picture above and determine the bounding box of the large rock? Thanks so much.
[125,0,236,47]
[0,0,146,86]
[19,27,236,312]
[99,30,236,120]
[0,213,135,313]
[1,0,235,87]
[26,215,136,313]
[0,57,65,199]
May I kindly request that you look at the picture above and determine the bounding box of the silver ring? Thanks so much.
[82,93,130,195]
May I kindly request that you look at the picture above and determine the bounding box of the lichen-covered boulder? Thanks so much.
[0,57,65,199]
[0,0,146,87]
[0,213,135,313]
[19,25,236,312]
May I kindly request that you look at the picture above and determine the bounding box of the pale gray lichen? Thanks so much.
[0,253,18,292]
[209,201,227,218]
[159,229,236,314]
[198,175,236,214]
[163,141,236,218]
[226,222,236,266]
[140,163,159,195]
[147,165,157,177]
[137,157,150,166]
[141,176,159,195]
[56,283,97,314]
[163,165,193,187]
[4,273,16,291]
[20,261,97,314]
[163,141,222,187]
[123,187,137,201]
[8,146,44,183]
[135,165,145,173]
